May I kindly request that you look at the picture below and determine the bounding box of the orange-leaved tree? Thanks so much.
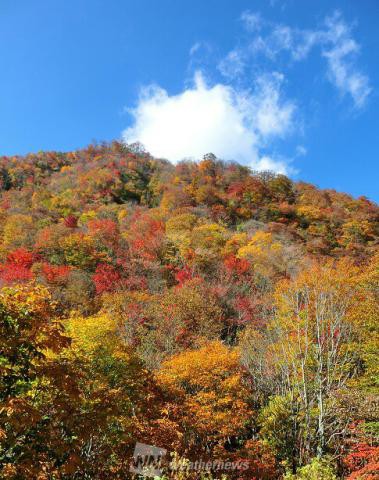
[157,341,252,457]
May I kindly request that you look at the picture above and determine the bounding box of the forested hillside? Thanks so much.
[0,141,378,479]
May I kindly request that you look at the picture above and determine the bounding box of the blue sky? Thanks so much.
[1,0,378,201]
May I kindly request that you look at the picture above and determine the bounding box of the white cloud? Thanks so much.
[292,30,321,60]
[322,12,371,108]
[295,145,307,157]
[249,25,293,59]
[122,10,370,178]
[218,49,245,79]
[123,72,295,174]
[241,11,262,32]
[245,73,295,138]
[189,42,201,56]
[229,10,371,108]
[272,25,293,51]
[254,155,292,175]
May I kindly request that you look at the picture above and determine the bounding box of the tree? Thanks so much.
[237,230,301,279]
[59,232,108,269]
[157,341,251,457]
[350,253,379,394]
[284,457,337,480]
[189,223,227,269]
[270,261,361,462]
[0,248,35,284]
[165,213,199,259]
[63,269,95,313]
[343,438,379,480]
[0,284,78,478]
[87,218,119,250]
[61,311,166,478]
[2,214,35,249]
[259,394,303,473]
[137,280,224,368]
[63,214,78,228]
[92,263,122,294]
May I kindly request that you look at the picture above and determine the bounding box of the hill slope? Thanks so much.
[0,141,378,479]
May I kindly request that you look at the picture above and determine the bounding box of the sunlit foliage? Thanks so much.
[0,142,377,478]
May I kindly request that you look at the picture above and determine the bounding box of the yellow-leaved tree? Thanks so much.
[157,341,251,456]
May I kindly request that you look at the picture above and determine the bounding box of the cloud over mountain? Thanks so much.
[123,72,295,173]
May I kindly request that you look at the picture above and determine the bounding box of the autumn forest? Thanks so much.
[0,141,378,479]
